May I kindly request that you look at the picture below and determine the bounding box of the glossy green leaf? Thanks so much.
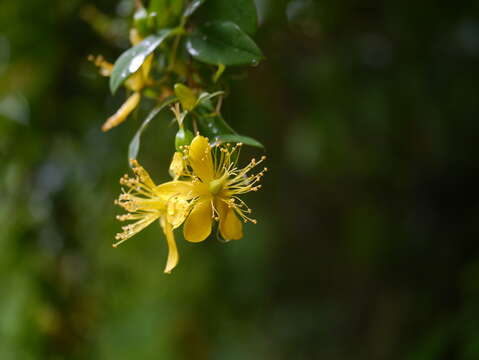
[128,96,177,162]
[195,0,258,35]
[183,0,206,18]
[213,134,264,148]
[194,104,263,148]
[195,103,234,136]
[110,29,174,94]
[186,21,263,66]
[197,91,224,105]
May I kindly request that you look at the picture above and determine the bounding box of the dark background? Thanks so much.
[1,0,479,359]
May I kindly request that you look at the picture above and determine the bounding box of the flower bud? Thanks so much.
[175,127,194,151]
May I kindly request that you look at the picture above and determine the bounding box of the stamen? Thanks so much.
[211,199,220,220]
[183,137,266,232]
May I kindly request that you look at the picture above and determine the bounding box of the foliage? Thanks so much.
[88,0,269,274]
[100,0,264,155]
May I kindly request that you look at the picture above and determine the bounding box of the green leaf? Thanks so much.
[195,0,258,35]
[110,29,174,94]
[149,0,184,28]
[195,103,235,136]
[194,104,264,148]
[183,0,206,18]
[213,134,264,148]
[197,90,224,104]
[128,96,177,162]
[186,21,263,66]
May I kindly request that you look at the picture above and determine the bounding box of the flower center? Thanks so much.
[208,177,226,195]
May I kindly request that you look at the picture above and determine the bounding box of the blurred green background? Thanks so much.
[2,0,479,359]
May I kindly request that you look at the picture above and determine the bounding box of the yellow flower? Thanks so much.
[112,136,266,271]
[114,160,190,273]
[179,135,267,243]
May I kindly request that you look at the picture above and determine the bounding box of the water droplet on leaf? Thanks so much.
[129,54,145,73]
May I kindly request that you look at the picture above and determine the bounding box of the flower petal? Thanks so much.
[183,199,212,242]
[113,213,159,248]
[160,218,179,274]
[141,54,153,80]
[89,55,113,77]
[125,71,144,92]
[155,181,193,199]
[188,135,214,183]
[102,91,141,132]
[166,196,189,228]
[218,201,243,240]
[130,159,156,190]
[169,151,184,180]
[129,28,143,46]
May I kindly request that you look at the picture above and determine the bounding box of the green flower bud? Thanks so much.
[175,127,194,151]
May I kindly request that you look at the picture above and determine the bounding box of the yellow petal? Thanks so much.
[130,159,156,190]
[160,218,179,274]
[183,199,212,242]
[125,71,144,92]
[129,28,143,46]
[188,135,214,183]
[155,181,193,199]
[102,92,141,132]
[89,55,113,76]
[113,213,159,248]
[141,54,153,81]
[169,151,184,180]
[218,201,243,240]
[166,196,189,228]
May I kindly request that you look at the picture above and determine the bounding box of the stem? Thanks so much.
[168,19,187,71]
[213,64,225,83]
[192,114,199,134]
[215,94,223,115]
